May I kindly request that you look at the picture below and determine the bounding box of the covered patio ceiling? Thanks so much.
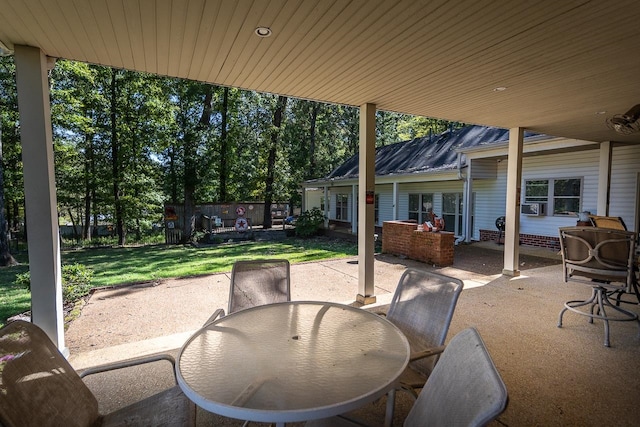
[1,0,639,144]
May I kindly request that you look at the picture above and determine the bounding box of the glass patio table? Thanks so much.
[176,301,410,425]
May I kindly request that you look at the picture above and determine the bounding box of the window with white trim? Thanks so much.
[335,194,349,220]
[524,178,582,216]
[408,193,433,223]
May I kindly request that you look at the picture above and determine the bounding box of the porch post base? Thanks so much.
[502,269,521,277]
[357,294,377,305]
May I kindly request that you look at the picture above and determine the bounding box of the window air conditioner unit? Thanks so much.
[521,203,546,216]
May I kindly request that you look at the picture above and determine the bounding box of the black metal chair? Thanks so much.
[495,216,506,245]
[557,226,639,347]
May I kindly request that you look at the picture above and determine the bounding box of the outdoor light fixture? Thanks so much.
[254,27,272,38]
[606,104,640,135]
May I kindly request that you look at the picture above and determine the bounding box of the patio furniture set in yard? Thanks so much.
[4,225,638,426]
[0,258,508,426]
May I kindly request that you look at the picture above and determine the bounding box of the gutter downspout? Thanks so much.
[455,152,466,245]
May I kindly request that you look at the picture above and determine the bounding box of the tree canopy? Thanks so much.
[0,56,460,246]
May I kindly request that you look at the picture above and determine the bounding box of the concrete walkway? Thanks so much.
[66,242,640,426]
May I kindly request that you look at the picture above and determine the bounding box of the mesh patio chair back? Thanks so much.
[588,215,627,231]
[0,320,194,427]
[229,259,291,314]
[404,327,508,427]
[386,268,463,377]
[0,320,100,427]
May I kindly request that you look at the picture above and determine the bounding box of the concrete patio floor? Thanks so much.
[66,241,640,426]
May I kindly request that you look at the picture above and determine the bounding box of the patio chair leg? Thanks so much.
[595,288,610,347]
[558,288,598,328]
[384,389,396,427]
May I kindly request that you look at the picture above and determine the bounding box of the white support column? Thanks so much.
[503,127,524,277]
[357,103,376,304]
[392,181,399,220]
[463,161,473,243]
[597,141,612,216]
[351,184,358,234]
[14,45,65,351]
[323,186,329,228]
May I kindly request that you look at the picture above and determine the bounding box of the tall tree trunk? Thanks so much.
[67,208,79,241]
[82,129,93,240]
[0,128,18,266]
[347,108,359,156]
[110,68,126,245]
[169,145,178,203]
[308,103,320,178]
[219,87,229,202]
[263,96,288,229]
[183,85,214,242]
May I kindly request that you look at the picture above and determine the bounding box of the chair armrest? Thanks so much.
[409,345,446,362]
[79,353,177,383]
[203,308,225,327]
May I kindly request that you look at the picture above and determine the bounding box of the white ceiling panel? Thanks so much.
[0,0,638,143]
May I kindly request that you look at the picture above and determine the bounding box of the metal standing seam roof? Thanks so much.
[310,125,538,183]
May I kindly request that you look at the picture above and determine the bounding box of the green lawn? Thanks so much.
[0,237,357,326]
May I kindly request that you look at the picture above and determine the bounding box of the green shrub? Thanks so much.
[15,263,94,305]
[295,208,326,238]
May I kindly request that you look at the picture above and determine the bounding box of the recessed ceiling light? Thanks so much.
[493,86,507,92]
[255,27,272,38]
[594,111,607,115]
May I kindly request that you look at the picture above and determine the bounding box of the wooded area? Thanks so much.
[0,56,456,251]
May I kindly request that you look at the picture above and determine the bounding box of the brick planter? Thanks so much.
[382,221,455,266]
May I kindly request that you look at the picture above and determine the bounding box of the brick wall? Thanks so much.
[382,221,455,266]
[480,229,560,250]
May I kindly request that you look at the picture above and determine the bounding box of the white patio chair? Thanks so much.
[306,327,508,427]
[382,268,463,424]
[204,259,291,325]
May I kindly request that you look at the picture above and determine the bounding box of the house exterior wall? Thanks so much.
[396,181,465,221]
[469,158,498,179]
[475,144,639,247]
[329,188,352,222]
[609,144,640,230]
[376,184,393,226]
[472,176,505,240]
[519,149,600,235]
[475,150,599,247]
[304,142,639,249]
[304,188,324,213]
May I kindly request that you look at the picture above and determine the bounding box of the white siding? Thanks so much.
[470,158,498,179]
[519,150,600,237]
[609,144,640,231]
[375,184,393,226]
[472,172,507,240]
[304,189,324,211]
[474,150,601,239]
